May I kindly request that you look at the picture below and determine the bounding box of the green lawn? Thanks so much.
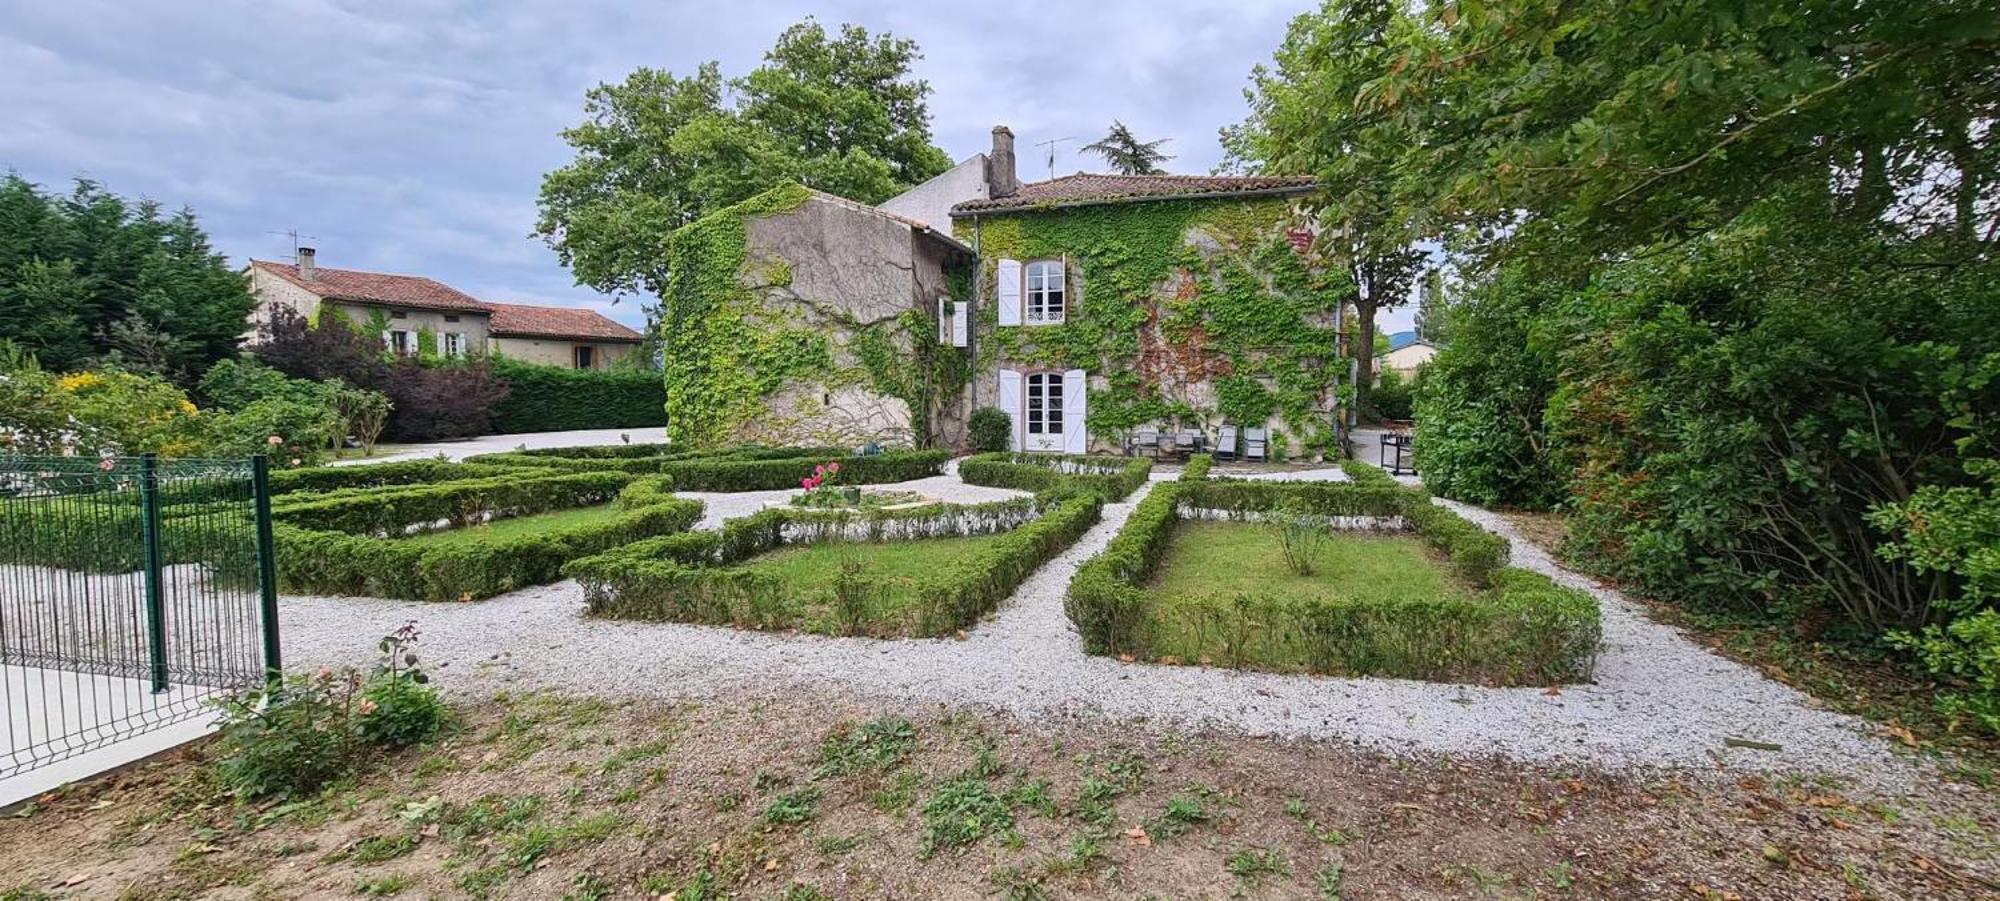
[732,534,1004,633]
[398,505,628,548]
[1147,521,1467,606]
[1140,521,1476,673]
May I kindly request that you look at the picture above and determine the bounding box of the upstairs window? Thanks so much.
[1025,260,1066,324]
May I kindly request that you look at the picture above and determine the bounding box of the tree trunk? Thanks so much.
[1352,257,1380,422]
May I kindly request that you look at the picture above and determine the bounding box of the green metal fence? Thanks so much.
[1,454,280,779]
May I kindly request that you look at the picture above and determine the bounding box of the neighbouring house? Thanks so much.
[246,251,642,368]
[664,125,1344,456]
[1376,331,1437,383]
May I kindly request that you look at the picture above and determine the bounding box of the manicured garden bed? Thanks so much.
[1066,462,1600,685]
[568,492,1101,637]
[958,452,1152,501]
[465,445,950,490]
[273,471,703,602]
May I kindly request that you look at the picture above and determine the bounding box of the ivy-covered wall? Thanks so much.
[959,198,1351,459]
[661,183,974,449]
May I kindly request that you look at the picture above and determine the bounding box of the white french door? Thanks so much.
[1023,372,1064,452]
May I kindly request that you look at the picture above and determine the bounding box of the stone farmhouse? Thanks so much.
[247,250,643,369]
[667,126,1347,457]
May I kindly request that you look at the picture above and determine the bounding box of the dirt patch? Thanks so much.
[2,689,1995,900]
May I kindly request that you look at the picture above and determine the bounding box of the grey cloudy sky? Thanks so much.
[0,0,1417,334]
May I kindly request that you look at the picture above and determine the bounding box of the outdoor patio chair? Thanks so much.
[1174,429,1202,460]
[1156,431,1177,458]
[1215,425,1239,461]
[1244,427,1268,462]
[1129,429,1159,458]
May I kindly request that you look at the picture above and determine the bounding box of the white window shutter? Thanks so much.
[1061,369,1087,454]
[996,259,1022,327]
[997,369,1023,451]
[951,301,969,347]
[936,297,949,344]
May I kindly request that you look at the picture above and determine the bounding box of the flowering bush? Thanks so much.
[210,626,447,799]
[794,460,846,507]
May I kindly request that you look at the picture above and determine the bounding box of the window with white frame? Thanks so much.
[386,330,414,357]
[441,332,465,357]
[1024,372,1063,435]
[1025,260,1066,324]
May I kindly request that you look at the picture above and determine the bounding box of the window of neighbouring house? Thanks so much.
[1025,260,1066,324]
[386,330,414,356]
[442,332,465,357]
[574,346,595,369]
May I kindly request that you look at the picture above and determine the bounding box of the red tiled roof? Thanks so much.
[950,173,1316,215]
[249,260,488,312]
[482,302,643,342]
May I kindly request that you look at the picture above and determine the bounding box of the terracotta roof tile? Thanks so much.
[482,302,643,342]
[250,260,489,312]
[950,173,1316,215]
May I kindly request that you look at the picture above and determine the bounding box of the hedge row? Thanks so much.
[490,358,666,434]
[268,460,527,496]
[274,478,702,602]
[958,452,1152,501]
[463,444,855,476]
[272,471,633,537]
[567,492,1101,638]
[658,450,949,492]
[1180,453,1213,481]
[1065,480,1600,685]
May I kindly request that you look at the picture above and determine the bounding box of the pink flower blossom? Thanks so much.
[266,435,284,446]
[827,461,840,473]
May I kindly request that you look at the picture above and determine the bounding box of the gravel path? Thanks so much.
[335,427,671,465]
[278,472,1918,786]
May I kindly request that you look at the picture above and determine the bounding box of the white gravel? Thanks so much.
[278,469,1920,787]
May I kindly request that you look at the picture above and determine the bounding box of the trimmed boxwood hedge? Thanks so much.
[1065,480,1600,685]
[566,492,1101,637]
[958,452,1152,501]
[1179,453,1213,481]
[490,358,666,433]
[658,449,949,492]
[268,460,528,496]
[273,471,634,537]
[274,476,702,602]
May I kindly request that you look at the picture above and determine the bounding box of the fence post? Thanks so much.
[139,453,169,694]
[252,455,282,686]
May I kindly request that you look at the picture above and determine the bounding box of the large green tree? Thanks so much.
[1222,0,1426,401]
[535,20,953,299]
[0,174,254,377]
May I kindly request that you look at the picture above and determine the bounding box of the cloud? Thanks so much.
[0,0,1306,328]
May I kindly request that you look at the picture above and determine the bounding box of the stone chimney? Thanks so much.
[986,125,1020,198]
[297,246,317,281]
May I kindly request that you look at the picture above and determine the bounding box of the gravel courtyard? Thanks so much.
[275,466,1930,790]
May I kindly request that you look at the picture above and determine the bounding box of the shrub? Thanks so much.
[958,453,1151,501]
[1275,505,1328,576]
[1066,479,1596,684]
[380,358,508,442]
[211,630,448,799]
[1180,453,1212,482]
[658,449,948,492]
[1364,369,1415,422]
[968,407,1012,453]
[490,357,664,433]
[274,473,704,601]
[1871,461,2000,734]
[569,493,1100,637]
[268,460,526,496]
[211,669,367,799]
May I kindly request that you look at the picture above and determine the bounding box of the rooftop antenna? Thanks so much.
[268,228,318,262]
[1035,137,1076,180]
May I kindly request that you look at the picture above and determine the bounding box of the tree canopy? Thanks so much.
[535,19,953,299]
[0,174,255,379]
[1082,121,1174,175]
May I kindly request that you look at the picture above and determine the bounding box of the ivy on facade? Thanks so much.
[964,197,1352,456]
